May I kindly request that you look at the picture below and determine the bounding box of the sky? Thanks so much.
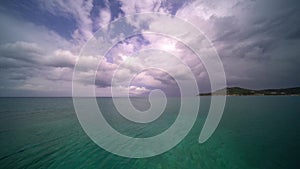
[0,0,299,97]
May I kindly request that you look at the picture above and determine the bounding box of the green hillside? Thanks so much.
[199,87,300,96]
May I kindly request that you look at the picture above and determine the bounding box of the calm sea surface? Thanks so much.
[0,97,299,169]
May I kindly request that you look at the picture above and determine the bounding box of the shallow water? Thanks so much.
[0,97,299,169]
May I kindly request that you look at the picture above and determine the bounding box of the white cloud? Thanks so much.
[45,49,77,68]
[96,8,111,30]
[119,0,163,14]
[39,0,94,42]
[129,85,150,95]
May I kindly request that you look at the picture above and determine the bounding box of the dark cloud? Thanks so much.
[286,29,300,40]
[95,78,112,88]
[0,41,43,65]
[185,0,300,89]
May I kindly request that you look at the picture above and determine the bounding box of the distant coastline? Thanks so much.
[199,87,300,96]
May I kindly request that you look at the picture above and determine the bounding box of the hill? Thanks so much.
[199,87,300,96]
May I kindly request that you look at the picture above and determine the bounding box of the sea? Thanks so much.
[0,96,299,169]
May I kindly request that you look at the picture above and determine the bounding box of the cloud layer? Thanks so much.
[0,0,299,96]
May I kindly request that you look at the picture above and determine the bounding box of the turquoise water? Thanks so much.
[0,97,299,168]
